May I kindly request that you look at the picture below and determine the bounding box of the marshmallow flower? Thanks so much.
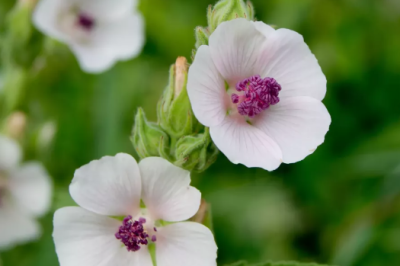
[0,135,52,249]
[53,154,217,266]
[33,0,145,73]
[187,18,331,171]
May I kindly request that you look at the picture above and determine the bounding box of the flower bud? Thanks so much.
[207,0,254,33]
[195,26,210,49]
[157,57,201,139]
[1,66,27,113]
[174,128,219,173]
[6,0,35,51]
[132,108,170,159]
[5,111,27,139]
[190,199,214,230]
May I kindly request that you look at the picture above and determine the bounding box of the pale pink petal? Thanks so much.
[70,153,141,217]
[32,0,70,42]
[91,13,145,61]
[0,202,40,250]
[156,222,217,266]
[139,157,201,222]
[8,162,52,217]
[209,18,267,85]
[254,97,331,164]
[70,44,116,74]
[256,28,326,100]
[0,135,21,172]
[119,246,153,266]
[53,207,152,266]
[187,45,228,127]
[252,21,276,37]
[210,116,283,171]
[78,0,137,20]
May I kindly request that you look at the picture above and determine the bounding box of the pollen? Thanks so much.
[232,75,281,117]
[115,216,157,252]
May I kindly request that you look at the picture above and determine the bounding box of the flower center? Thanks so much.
[115,216,157,252]
[231,75,281,117]
[77,13,95,31]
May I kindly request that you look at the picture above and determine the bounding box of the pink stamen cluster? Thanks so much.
[77,13,95,31]
[115,216,157,252]
[232,75,281,117]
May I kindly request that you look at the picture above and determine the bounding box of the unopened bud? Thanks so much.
[174,128,218,172]
[157,57,201,138]
[132,108,170,159]
[208,0,254,33]
[190,199,214,230]
[18,0,38,9]
[6,112,27,139]
[174,57,188,97]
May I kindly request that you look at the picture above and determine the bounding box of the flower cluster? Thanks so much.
[0,0,334,265]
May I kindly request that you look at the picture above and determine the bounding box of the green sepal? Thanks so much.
[208,0,254,33]
[2,1,37,67]
[148,243,157,266]
[195,26,210,49]
[174,127,219,173]
[246,1,255,20]
[0,66,27,113]
[131,108,170,159]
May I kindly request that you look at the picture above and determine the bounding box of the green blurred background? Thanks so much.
[1,0,400,265]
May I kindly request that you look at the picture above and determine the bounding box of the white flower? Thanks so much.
[0,135,52,250]
[53,154,217,266]
[33,0,145,73]
[187,18,331,171]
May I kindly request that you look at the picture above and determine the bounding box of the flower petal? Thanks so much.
[71,12,145,74]
[0,202,40,250]
[70,44,116,74]
[0,135,21,172]
[209,18,267,85]
[53,207,152,266]
[256,28,327,100]
[32,0,70,42]
[139,157,201,222]
[91,13,145,61]
[187,45,228,127]
[8,162,52,217]
[210,116,283,171]
[70,153,141,216]
[79,0,137,20]
[252,21,276,37]
[156,222,217,266]
[253,96,331,164]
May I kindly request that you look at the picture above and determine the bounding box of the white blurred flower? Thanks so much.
[187,18,331,171]
[33,0,145,73]
[0,135,52,250]
[53,154,217,266]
